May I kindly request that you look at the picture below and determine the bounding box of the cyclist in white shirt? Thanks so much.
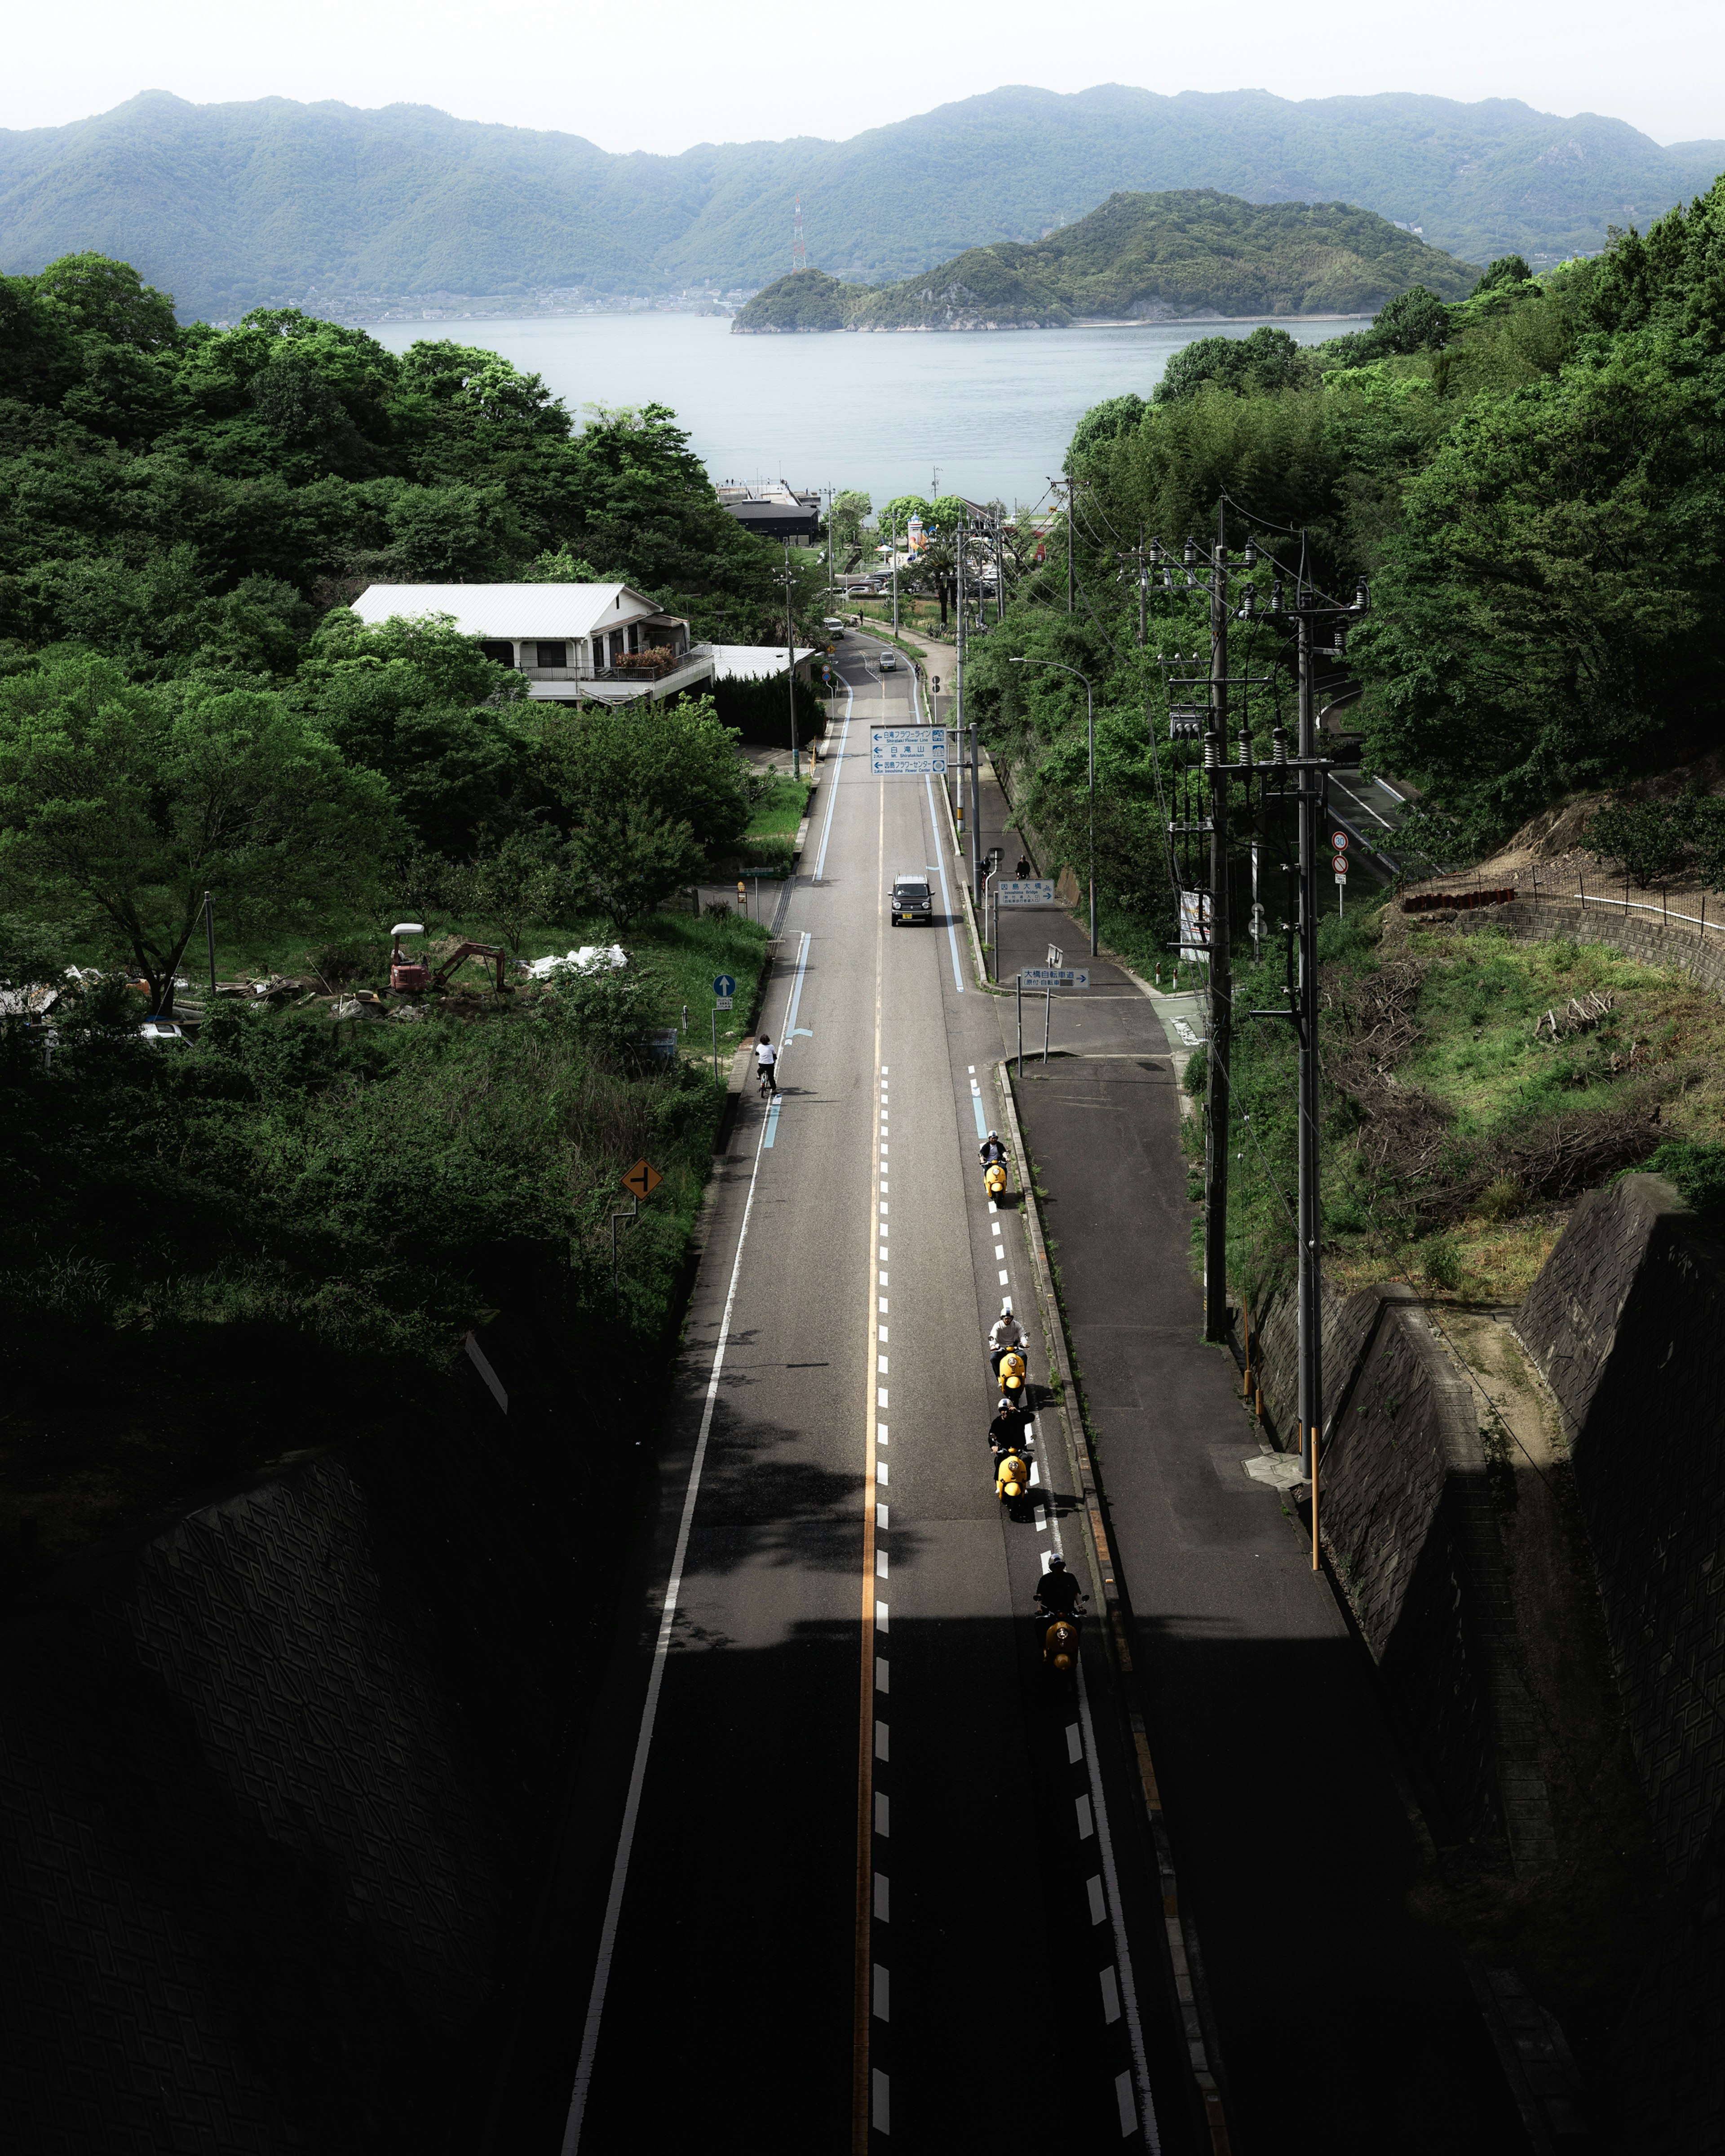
[755,1033,779,1096]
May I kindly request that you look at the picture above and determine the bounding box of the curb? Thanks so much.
[994,1058,1233,2156]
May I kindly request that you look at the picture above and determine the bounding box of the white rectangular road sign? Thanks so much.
[871,725,947,776]
[997,879,1057,907]
[1019,967,1091,989]
[714,995,734,1010]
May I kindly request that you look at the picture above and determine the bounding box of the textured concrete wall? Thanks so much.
[1248,1281,1542,1856]
[1517,1174,1725,1885]
[1515,1173,1725,2156]
[0,1454,501,2154]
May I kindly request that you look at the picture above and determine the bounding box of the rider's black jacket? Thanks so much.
[979,1138,1007,1165]
[1036,1570,1082,1614]
[989,1409,1033,1451]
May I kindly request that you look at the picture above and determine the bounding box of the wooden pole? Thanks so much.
[1310,1418,1320,1572]
[1242,1300,1252,1399]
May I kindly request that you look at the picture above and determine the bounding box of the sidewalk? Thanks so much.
[971,758,1528,2152]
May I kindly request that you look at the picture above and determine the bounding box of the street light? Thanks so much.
[1009,656,1096,955]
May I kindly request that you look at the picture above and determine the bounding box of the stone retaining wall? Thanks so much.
[1249,1281,1552,1864]
[0,1454,502,2153]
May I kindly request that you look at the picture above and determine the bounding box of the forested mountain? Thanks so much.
[733,192,1477,331]
[0,87,1719,320]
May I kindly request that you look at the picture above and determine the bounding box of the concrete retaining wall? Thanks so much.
[1513,1173,1725,2154]
[1249,1281,1552,1864]
[0,1454,501,2153]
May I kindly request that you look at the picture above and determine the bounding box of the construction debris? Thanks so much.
[522,945,628,981]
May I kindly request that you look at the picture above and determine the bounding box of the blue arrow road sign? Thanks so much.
[712,974,737,998]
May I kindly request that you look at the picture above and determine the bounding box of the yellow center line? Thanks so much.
[852,776,885,2152]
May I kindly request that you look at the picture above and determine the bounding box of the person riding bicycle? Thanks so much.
[978,1130,1008,1169]
[755,1034,778,1096]
[1035,1555,1084,1619]
[1015,855,1031,879]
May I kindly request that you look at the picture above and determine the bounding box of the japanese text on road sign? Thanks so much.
[1019,967,1090,989]
[871,725,948,776]
[997,879,1057,907]
[621,1158,662,1201]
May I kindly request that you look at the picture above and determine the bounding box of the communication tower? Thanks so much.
[791,197,808,274]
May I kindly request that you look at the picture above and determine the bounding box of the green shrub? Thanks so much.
[1641,1137,1725,1220]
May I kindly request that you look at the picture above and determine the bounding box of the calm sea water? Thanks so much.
[369,311,1369,510]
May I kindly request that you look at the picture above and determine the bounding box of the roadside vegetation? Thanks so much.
[1206,909,1725,1305]
[0,250,820,1566]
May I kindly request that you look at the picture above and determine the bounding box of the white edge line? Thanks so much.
[1047,1455,1160,2146]
[1077,1668,1159,2147]
[812,676,854,883]
[924,772,965,994]
[561,1099,776,2148]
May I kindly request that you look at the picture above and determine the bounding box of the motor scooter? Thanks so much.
[993,1346,1028,1405]
[1042,1609,1082,1682]
[983,1158,1008,1203]
[994,1447,1032,1502]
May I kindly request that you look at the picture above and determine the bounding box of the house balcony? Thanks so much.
[519,645,716,705]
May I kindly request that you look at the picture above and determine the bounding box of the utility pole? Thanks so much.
[891,510,899,641]
[1295,603,1321,1480]
[1204,499,1232,1344]
[1066,469,1075,614]
[1137,518,1148,648]
[956,504,973,895]
[783,539,801,780]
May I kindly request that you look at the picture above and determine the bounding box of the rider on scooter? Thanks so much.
[1035,1555,1085,1619]
[988,1396,1033,1455]
[979,1129,1008,1169]
[988,1299,1024,1378]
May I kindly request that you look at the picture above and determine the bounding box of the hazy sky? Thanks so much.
[3,0,1720,151]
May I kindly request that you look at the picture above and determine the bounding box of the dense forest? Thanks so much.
[973,186,1725,882]
[966,183,1725,1297]
[0,250,802,1564]
[734,190,1477,331]
[1,87,1719,316]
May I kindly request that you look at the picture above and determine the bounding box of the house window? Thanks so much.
[535,641,567,669]
[478,641,514,665]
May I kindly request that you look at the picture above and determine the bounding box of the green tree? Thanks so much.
[1152,328,1305,406]
[570,810,705,932]
[541,694,749,854]
[0,650,397,1013]
[294,609,531,855]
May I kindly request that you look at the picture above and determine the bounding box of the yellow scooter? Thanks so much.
[995,1448,1032,1502]
[994,1346,1028,1407]
[983,1158,1008,1203]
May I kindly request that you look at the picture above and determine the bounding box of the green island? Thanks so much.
[733,189,1478,332]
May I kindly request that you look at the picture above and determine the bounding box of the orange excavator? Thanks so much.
[388,923,509,995]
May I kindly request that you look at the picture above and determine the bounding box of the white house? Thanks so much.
[349,584,715,705]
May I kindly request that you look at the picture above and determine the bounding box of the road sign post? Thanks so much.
[612,1158,662,1298]
[1332,829,1349,915]
[711,975,736,1084]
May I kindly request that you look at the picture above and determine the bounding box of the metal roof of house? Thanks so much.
[349,584,664,637]
[712,645,817,681]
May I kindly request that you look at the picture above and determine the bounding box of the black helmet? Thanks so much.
[1048,1555,1065,1571]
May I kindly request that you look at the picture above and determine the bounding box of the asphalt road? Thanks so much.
[494,636,1191,2153]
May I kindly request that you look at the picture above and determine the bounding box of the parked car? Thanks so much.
[889,875,933,926]
[822,617,845,638]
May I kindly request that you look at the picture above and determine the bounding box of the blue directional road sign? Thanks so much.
[712,974,737,998]
[871,726,948,777]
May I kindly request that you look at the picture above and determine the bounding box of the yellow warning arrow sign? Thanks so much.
[621,1158,662,1201]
